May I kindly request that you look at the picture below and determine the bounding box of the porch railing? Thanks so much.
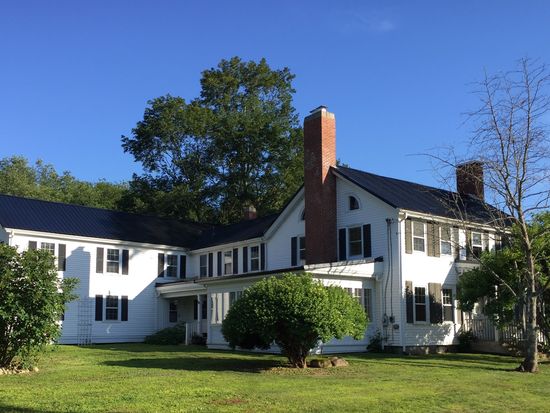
[463,318,496,341]
[463,318,548,346]
[185,321,199,345]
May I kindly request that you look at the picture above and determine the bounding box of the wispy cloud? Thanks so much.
[335,9,397,34]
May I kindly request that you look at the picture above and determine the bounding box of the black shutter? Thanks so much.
[217,251,222,276]
[58,243,67,271]
[260,243,266,270]
[362,224,372,258]
[179,255,186,279]
[242,247,248,273]
[429,283,443,324]
[208,253,213,277]
[291,237,298,266]
[121,296,128,321]
[405,281,414,324]
[193,299,198,320]
[121,249,129,275]
[233,248,238,274]
[157,253,165,277]
[405,219,412,254]
[338,228,347,261]
[28,241,37,250]
[96,247,104,273]
[95,295,103,321]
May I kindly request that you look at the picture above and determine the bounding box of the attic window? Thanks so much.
[349,196,359,210]
[300,209,305,221]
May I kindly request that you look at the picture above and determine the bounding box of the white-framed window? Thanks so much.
[413,221,425,252]
[106,249,120,273]
[442,288,453,322]
[169,301,178,323]
[440,225,452,255]
[414,287,427,322]
[105,295,119,321]
[199,254,208,277]
[250,245,260,272]
[299,236,306,262]
[348,226,363,257]
[224,251,233,275]
[40,242,55,255]
[349,196,360,210]
[300,209,305,221]
[471,231,483,257]
[166,255,178,278]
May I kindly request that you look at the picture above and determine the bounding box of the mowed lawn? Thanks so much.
[0,345,549,412]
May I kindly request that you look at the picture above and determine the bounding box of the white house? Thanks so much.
[0,106,501,353]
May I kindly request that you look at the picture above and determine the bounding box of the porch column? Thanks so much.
[196,294,202,333]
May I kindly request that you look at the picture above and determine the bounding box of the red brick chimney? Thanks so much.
[304,106,337,264]
[242,205,257,221]
[456,161,484,200]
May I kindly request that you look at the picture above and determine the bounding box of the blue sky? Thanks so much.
[1,1,549,189]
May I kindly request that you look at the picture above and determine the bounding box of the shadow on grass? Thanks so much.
[102,356,285,373]
[350,352,519,372]
[0,405,58,413]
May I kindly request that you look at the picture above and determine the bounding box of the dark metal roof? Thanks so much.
[334,166,504,224]
[0,194,206,247]
[191,213,279,249]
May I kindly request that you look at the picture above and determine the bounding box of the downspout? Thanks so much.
[398,211,407,353]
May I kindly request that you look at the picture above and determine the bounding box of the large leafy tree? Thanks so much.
[0,156,129,210]
[121,57,303,224]
[0,244,77,369]
[221,274,367,368]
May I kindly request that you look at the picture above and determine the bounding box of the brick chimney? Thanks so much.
[242,205,257,221]
[456,161,484,200]
[304,106,337,264]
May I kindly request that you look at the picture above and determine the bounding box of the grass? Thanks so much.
[0,345,549,412]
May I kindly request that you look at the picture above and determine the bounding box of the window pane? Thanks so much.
[441,226,451,241]
[348,227,362,256]
[250,246,259,271]
[349,227,361,242]
[40,243,55,254]
[415,305,426,322]
[106,261,120,273]
[349,196,359,210]
[441,241,452,255]
[299,237,306,261]
[413,237,425,252]
[250,246,259,258]
[472,232,482,246]
[107,249,119,261]
[413,222,424,237]
[414,287,426,322]
[105,295,118,320]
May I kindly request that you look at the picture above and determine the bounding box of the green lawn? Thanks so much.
[0,345,549,412]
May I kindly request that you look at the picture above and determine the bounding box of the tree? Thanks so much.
[441,59,550,372]
[221,274,367,368]
[458,211,550,345]
[0,156,129,211]
[122,57,304,224]
[0,244,77,369]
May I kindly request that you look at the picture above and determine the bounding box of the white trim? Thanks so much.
[263,187,304,239]
[190,237,263,255]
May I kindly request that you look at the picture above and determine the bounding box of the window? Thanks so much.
[413,221,425,252]
[300,209,305,221]
[440,226,452,255]
[364,288,373,319]
[169,302,178,323]
[224,251,233,275]
[414,287,427,322]
[105,295,119,320]
[442,289,453,322]
[250,246,260,272]
[106,249,120,273]
[471,232,483,258]
[348,227,362,257]
[199,254,207,277]
[349,196,359,210]
[299,236,306,261]
[201,298,207,320]
[40,242,55,255]
[166,255,178,277]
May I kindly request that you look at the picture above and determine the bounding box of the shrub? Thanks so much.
[191,333,206,345]
[144,323,185,345]
[0,244,77,369]
[367,330,384,352]
[457,330,477,352]
[221,274,367,368]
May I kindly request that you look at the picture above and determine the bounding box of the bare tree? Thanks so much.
[451,58,550,373]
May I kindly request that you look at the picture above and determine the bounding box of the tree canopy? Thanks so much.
[121,57,304,224]
[0,156,129,210]
[221,274,367,368]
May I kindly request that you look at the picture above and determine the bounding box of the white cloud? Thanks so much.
[336,9,397,34]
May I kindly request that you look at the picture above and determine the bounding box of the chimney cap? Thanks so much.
[309,105,328,114]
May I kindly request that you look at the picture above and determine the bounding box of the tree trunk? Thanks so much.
[519,254,538,373]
